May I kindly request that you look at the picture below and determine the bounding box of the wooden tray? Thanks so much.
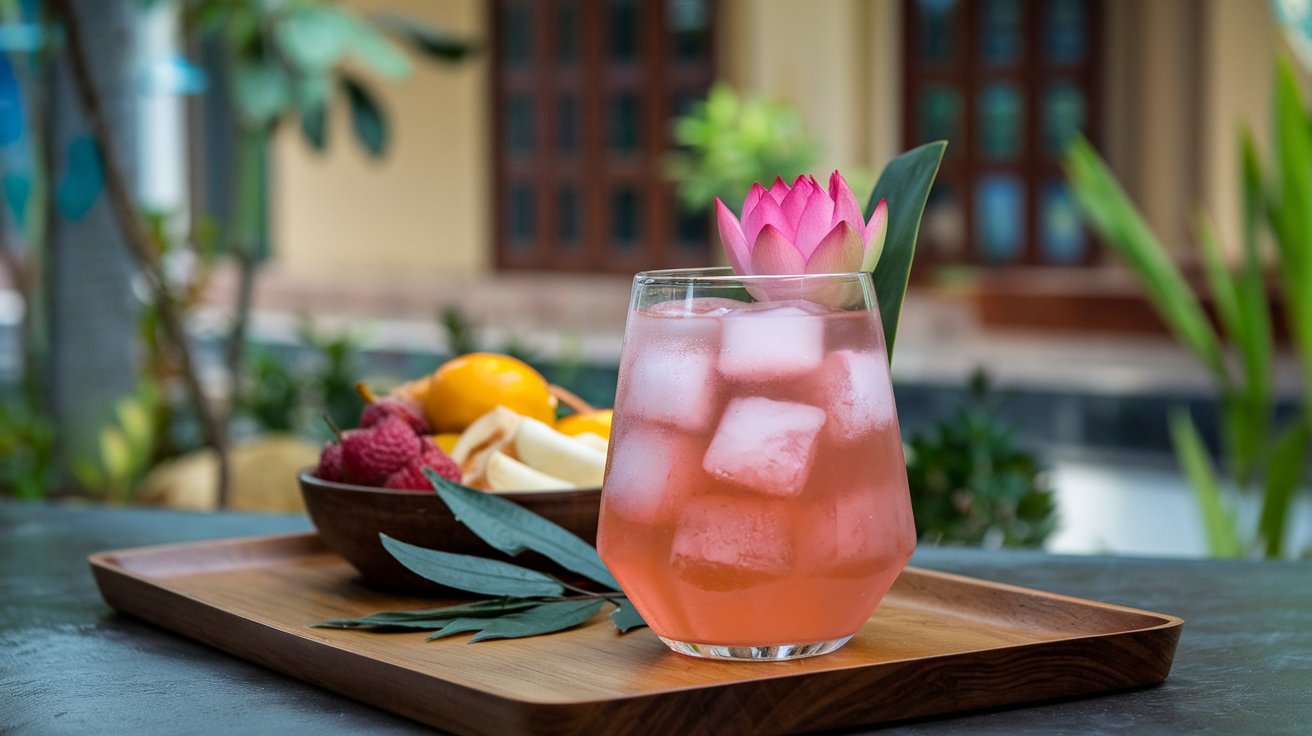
[90,533,1182,735]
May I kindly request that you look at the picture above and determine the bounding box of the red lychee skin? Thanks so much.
[360,397,430,434]
[341,415,424,486]
[383,446,462,492]
[315,442,344,482]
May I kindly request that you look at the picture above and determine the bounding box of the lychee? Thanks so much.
[341,415,423,485]
[383,445,462,491]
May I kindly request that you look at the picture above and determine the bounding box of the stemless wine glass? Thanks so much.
[597,267,916,661]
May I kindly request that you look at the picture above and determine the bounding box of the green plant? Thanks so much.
[71,382,162,504]
[1062,57,1312,558]
[667,85,819,211]
[0,394,55,500]
[904,372,1058,548]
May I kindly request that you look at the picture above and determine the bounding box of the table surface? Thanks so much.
[2,500,1309,735]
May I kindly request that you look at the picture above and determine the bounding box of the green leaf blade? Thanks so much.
[371,13,478,62]
[379,533,564,597]
[344,77,388,157]
[1259,420,1309,558]
[426,599,605,642]
[866,140,947,361]
[609,598,648,634]
[1168,409,1244,558]
[314,598,544,629]
[429,471,621,591]
[1063,137,1229,385]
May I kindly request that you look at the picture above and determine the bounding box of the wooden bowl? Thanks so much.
[298,470,602,592]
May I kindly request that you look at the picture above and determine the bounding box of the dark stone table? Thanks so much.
[2,500,1308,735]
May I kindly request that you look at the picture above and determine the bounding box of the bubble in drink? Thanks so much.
[718,306,825,381]
[702,396,826,497]
[670,494,794,592]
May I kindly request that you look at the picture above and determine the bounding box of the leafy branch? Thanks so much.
[315,471,646,641]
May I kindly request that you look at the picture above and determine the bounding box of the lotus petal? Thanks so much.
[716,198,752,275]
[829,171,864,231]
[793,185,836,259]
[743,189,793,243]
[805,222,864,274]
[860,199,889,271]
[750,224,806,275]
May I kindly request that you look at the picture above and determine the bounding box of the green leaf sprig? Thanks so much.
[314,469,647,641]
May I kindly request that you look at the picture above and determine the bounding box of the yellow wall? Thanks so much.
[270,0,490,285]
[1201,0,1282,257]
[268,0,1284,285]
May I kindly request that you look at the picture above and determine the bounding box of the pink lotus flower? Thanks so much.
[716,172,888,276]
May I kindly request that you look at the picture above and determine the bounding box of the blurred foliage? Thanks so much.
[905,371,1058,548]
[0,395,55,500]
[667,85,819,212]
[71,382,162,504]
[1063,57,1312,558]
[237,320,364,439]
[178,0,476,158]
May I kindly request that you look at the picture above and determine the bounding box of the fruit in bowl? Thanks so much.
[300,353,607,591]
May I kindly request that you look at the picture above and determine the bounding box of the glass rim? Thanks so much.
[633,266,872,286]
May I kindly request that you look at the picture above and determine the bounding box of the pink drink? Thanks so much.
[598,290,916,656]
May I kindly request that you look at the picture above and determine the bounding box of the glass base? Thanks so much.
[658,635,853,661]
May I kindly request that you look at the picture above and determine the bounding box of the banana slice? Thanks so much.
[513,417,608,488]
[486,452,574,493]
[572,432,609,454]
[451,406,523,488]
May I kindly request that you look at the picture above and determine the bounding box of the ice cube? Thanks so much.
[601,426,691,522]
[808,485,914,578]
[702,397,826,497]
[823,350,896,442]
[670,494,794,591]
[618,310,720,432]
[718,306,825,381]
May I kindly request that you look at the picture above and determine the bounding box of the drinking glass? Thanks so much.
[597,267,916,661]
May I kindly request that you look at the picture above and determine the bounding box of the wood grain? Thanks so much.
[90,533,1182,735]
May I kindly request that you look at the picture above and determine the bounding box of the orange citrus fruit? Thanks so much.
[424,353,557,433]
[431,433,461,454]
[555,409,613,439]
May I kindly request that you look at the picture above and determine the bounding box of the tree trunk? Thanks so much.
[44,0,141,486]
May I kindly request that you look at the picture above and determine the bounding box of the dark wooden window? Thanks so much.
[903,0,1101,268]
[492,0,716,273]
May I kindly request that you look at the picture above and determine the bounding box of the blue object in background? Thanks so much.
[976,174,1023,264]
[56,135,105,222]
[1041,179,1086,264]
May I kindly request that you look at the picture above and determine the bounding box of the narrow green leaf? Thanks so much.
[609,598,648,634]
[429,472,621,591]
[426,599,605,642]
[347,16,412,80]
[275,6,354,72]
[1168,410,1244,558]
[1259,420,1310,558]
[300,103,327,151]
[343,77,388,157]
[1196,216,1263,481]
[1271,57,1312,421]
[1064,137,1230,386]
[866,140,947,361]
[1195,217,1241,349]
[314,598,544,629]
[231,59,289,129]
[371,13,478,62]
[379,534,564,597]
[1232,130,1275,484]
